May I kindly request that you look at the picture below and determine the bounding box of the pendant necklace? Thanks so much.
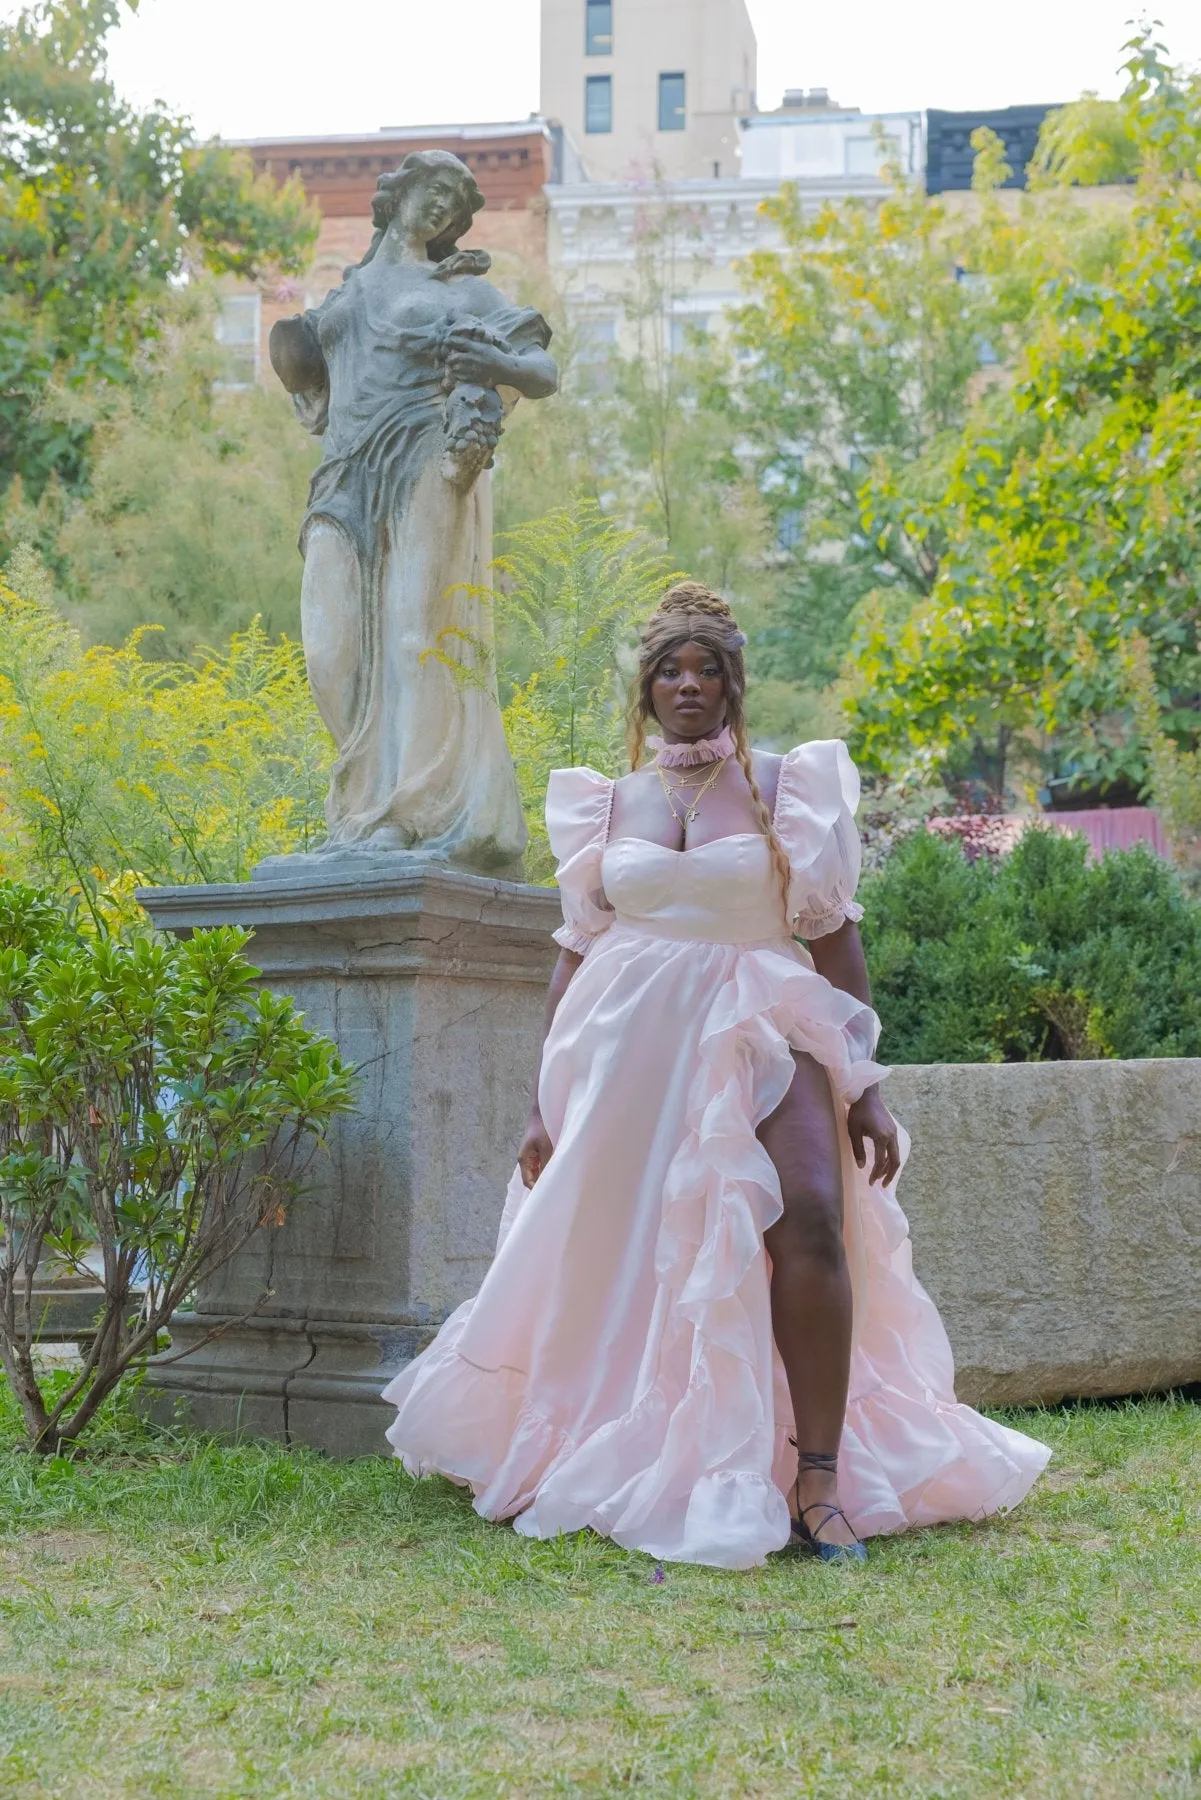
[656,755,729,830]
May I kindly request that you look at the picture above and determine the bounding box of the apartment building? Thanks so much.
[540,0,757,182]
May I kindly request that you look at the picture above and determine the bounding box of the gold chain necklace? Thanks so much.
[656,756,729,830]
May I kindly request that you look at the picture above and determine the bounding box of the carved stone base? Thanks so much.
[136,861,559,1457]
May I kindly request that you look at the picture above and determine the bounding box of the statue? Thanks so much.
[269,150,558,876]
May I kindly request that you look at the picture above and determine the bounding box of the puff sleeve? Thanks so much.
[545,766,616,956]
[774,740,866,941]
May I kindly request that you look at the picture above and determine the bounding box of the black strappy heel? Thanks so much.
[788,1443,867,1564]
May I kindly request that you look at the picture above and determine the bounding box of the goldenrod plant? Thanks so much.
[0,557,332,894]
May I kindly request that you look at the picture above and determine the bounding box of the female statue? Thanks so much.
[270,151,557,873]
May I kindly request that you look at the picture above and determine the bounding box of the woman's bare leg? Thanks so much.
[759,1050,858,1547]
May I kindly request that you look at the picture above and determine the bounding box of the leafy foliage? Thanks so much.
[1027,94,1141,189]
[0,879,354,1452]
[486,500,679,877]
[495,197,773,621]
[0,563,331,891]
[729,139,1124,707]
[0,0,317,509]
[4,302,318,652]
[1124,631,1201,888]
[844,32,1201,799]
[861,827,1201,1064]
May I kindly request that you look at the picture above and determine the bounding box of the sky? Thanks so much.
[15,1,1201,142]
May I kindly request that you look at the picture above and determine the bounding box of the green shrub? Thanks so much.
[0,881,355,1454]
[860,827,1201,1063]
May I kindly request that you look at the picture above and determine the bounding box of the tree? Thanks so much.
[4,299,318,652]
[0,882,354,1454]
[0,0,316,510]
[1027,94,1141,189]
[845,32,1201,801]
[478,500,678,879]
[731,132,1128,719]
[495,194,772,614]
[600,199,772,602]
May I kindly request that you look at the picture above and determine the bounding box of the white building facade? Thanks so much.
[739,104,925,185]
[545,116,925,359]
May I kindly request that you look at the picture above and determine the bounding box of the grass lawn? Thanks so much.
[0,1386,1197,1799]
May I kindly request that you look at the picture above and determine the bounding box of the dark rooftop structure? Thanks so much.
[925,104,1059,193]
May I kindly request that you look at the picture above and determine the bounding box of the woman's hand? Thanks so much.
[846,1088,902,1187]
[518,1110,554,1190]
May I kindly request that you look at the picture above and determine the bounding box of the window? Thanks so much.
[585,0,612,56]
[670,313,709,354]
[585,75,612,134]
[776,510,803,552]
[955,268,1000,367]
[214,294,260,388]
[845,134,902,177]
[576,316,617,394]
[658,72,686,132]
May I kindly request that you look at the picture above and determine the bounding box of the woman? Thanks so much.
[384,584,1050,1567]
[271,150,557,873]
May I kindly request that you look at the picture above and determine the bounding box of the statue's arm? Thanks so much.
[510,344,558,400]
[444,286,559,401]
[269,315,330,435]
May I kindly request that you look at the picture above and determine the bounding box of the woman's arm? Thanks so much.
[808,920,902,1187]
[517,948,583,1188]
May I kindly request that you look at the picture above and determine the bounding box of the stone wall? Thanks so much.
[886,1059,1201,1405]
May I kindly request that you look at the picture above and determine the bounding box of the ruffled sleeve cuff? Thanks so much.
[775,740,865,937]
[791,895,865,941]
[552,922,602,956]
[545,766,616,955]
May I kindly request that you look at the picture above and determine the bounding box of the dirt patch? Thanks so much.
[25,1530,111,1563]
[317,1735,432,1773]
[447,1642,506,1668]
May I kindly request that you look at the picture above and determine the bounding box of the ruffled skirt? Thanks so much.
[383,926,1050,1568]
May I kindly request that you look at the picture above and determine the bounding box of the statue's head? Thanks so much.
[370,151,485,262]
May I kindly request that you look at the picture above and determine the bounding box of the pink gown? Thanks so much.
[383,740,1050,1567]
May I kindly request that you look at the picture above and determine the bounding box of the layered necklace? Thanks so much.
[648,725,736,832]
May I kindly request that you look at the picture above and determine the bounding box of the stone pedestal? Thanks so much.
[138,859,559,1456]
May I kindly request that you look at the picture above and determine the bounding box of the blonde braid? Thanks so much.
[629,712,647,772]
[730,716,792,932]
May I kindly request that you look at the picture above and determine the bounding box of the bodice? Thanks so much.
[546,743,867,960]
[601,835,790,945]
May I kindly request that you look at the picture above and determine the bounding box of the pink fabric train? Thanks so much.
[383,740,1050,1568]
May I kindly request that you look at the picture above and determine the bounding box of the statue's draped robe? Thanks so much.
[294,261,549,870]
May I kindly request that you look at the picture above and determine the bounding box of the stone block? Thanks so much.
[885,1059,1201,1405]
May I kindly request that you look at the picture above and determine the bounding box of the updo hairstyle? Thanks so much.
[367,149,485,264]
[629,582,792,924]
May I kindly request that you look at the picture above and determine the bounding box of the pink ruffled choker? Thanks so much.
[648,725,736,768]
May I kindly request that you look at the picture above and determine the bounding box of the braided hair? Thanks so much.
[629,582,792,927]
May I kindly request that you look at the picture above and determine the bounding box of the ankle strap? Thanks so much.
[789,1441,838,1475]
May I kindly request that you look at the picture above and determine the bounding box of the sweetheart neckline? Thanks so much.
[604,833,768,858]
